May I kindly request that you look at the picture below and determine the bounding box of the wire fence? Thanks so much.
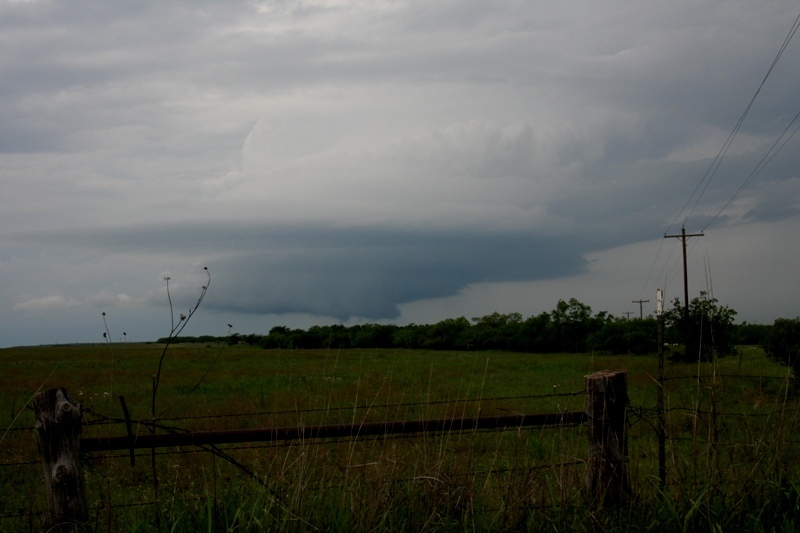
[0,390,585,466]
[5,367,800,528]
[5,377,795,464]
[3,387,590,530]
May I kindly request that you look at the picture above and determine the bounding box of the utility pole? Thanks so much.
[664,226,704,351]
[623,311,633,320]
[631,299,649,319]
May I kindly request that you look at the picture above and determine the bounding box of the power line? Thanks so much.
[702,109,800,231]
[668,8,800,233]
[637,8,800,314]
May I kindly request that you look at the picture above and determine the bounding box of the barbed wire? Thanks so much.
[664,405,800,418]
[626,400,662,433]
[0,497,204,521]
[0,458,37,468]
[663,374,789,382]
[268,459,587,495]
[81,390,584,427]
[666,435,783,446]
[0,511,40,521]
[0,459,588,521]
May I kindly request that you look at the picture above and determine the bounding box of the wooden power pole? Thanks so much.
[632,299,649,319]
[664,226,704,347]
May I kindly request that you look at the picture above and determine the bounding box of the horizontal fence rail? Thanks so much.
[81,391,584,426]
[82,411,588,452]
[30,373,624,530]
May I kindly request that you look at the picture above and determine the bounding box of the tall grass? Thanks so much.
[1,344,799,531]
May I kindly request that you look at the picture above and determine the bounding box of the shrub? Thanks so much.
[763,317,800,382]
[664,292,737,362]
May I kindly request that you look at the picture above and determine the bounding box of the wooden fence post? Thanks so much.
[585,370,630,506]
[32,388,88,531]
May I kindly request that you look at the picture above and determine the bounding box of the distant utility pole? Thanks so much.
[623,311,633,320]
[664,226,704,347]
[631,299,649,319]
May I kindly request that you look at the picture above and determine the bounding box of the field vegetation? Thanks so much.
[1,341,799,531]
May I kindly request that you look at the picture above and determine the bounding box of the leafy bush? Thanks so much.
[763,317,800,382]
[733,322,772,346]
[664,292,737,362]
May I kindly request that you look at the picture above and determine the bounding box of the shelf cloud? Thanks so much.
[1,0,799,346]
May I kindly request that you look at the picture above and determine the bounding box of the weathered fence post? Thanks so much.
[585,370,630,506]
[32,388,89,531]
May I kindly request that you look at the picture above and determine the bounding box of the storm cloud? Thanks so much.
[1,0,799,347]
[13,222,586,319]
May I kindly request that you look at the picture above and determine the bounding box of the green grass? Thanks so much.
[1,343,798,531]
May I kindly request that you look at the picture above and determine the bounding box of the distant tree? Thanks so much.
[588,317,657,355]
[350,324,397,348]
[325,324,352,349]
[392,324,430,349]
[733,322,772,346]
[468,312,524,350]
[245,298,674,355]
[243,333,263,346]
[762,318,800,382]
[551,298,599,352]
[259,326,291,349]
[627,317,659,354]
[290,328,323,349]
[302,326,326,348]
[424,317,471,350]
[664,292,737,362]
[518,312,556,352]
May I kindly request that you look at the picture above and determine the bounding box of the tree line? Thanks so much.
[160,296,777,356]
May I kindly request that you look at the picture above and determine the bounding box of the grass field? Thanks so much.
[1,343,798,531]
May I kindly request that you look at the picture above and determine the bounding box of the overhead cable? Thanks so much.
[667,8,800,233]
[702,110,800,231]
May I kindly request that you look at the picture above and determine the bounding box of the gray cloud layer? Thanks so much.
[1,0,799,346]
[12,222,585,319]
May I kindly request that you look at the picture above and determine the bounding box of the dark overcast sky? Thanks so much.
[2,0,799,347]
